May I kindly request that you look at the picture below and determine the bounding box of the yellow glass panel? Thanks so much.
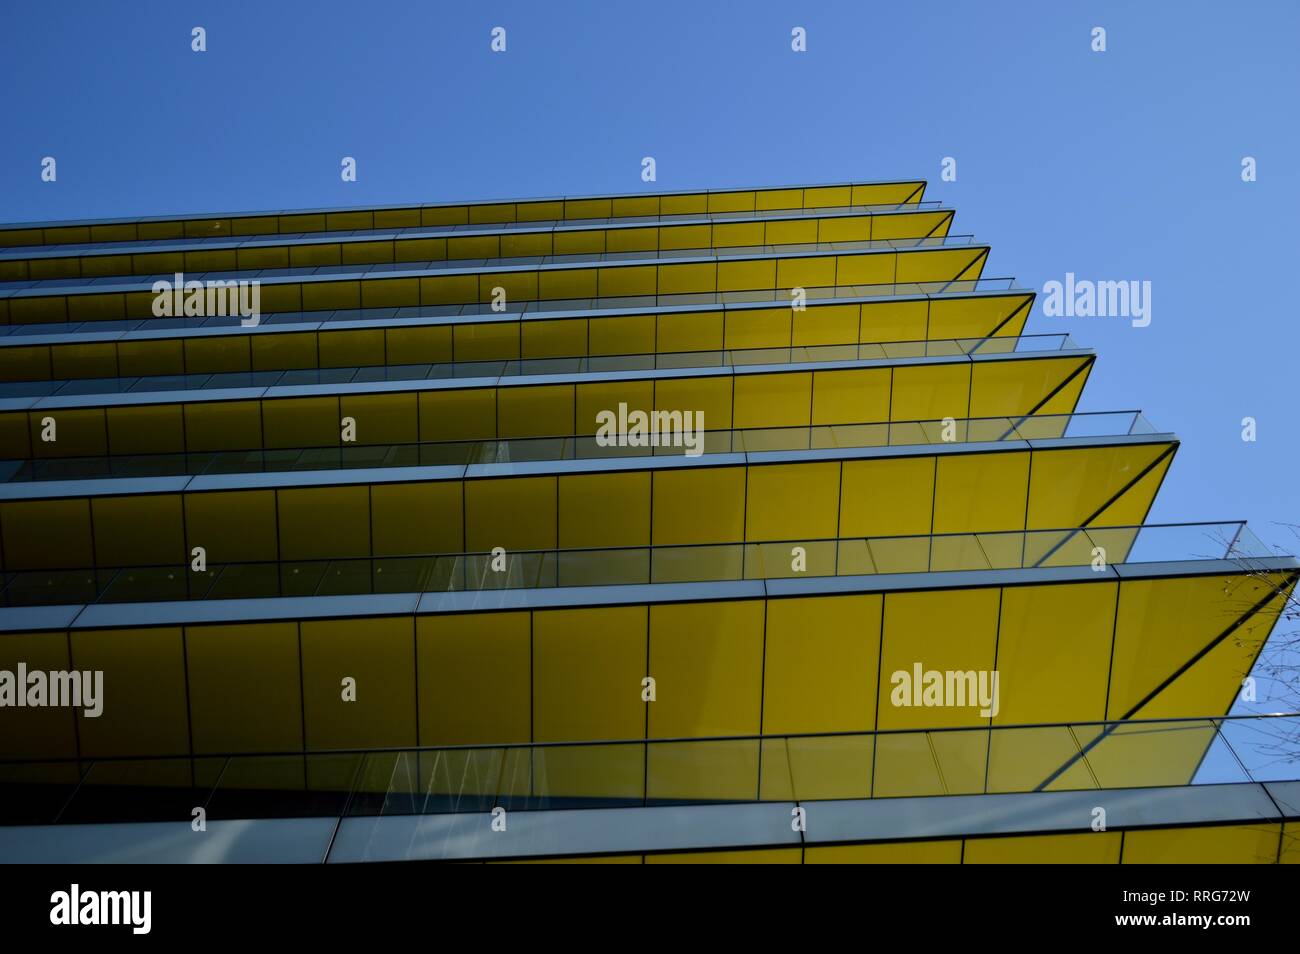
[184,400,262,451]
[891,362,970,422]
[792,303,859,346]
[733,372,811,429]
[836,252,894,285]
[968,356,1085,418]
[521,318,585,359]
[319,329,385,369]
[251,332,315,371]
[262,397,339,449]
[994,582,1118,724]
[185,622,302,754]
[28,409,106,458]
[370,481,463,556]
[647,848,798,864]
[807,841,960,864]
[184,490,278,562]
[1281,823,1300,864]
[839,457,935,537]
[1026,445,1168,531]
[339,393,418,445]
[654,375,732,430]
[744,461,840,541]
[1128,581,1291,721]
[418,389,496,441]
[764,218,818,245]
[932,451,1030,534]
[499,384,573,438]
[118,339,184,376]
[558,471,651,549]
[723,308,791,350]
[302,280,361,311]
[540,268,597,301]
[1,498,93,570]
[416,613,530,745]
[91,495,184,566]
[657,310,723,353]
[1123,824,1281,864]
[898,248,982,283]
[1086,453,1171,528]
[763,595,882,733]
[717,258,775,293]
[533,606,646,742]
[1106,574,1277,719]
[651,466,746,545]
[277,485,370,560]
[604,227,657,253]
[105,404,184,455]
[464,475,557,551]
[453,321,519,361]
[657,262,714,295]
[72,628,188,758]
[599,265,656,298]
[575,380,654,436]
[1073,720,1216,790]
[811,368,890,425]
[658,224,710,250]
[50,343,115,379]
[0,346,47,382]
[935,294,1032,340]
[860,299,927,343]
[646,740,760,801]
[589,314,655,356]
[386,325,453,364]
[531,744,645,803]
[964,832,1120,864]
[817,215,872,242]
[420,274,477,306]
[0,414,31,458]
[183,336,250,374]
[776,255,836,289]
[648,601,765,737]
[877,588,1001,730]
[0,632,77,758]
[300,617,416,749]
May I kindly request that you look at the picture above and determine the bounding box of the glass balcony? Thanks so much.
[0,200,948,258]
[0,234,982,294]
[0,277,1026,335]
[0,408,1149,483]
[0,521,1273,607]
[0,333,1081,399]
[1,713,1295,826]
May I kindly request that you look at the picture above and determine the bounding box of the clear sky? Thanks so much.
[1,0,1297,759]
[3,0,1295,549]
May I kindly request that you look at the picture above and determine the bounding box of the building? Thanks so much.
[0,180,1296,863]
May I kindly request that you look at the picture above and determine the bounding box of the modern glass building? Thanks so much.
[0,180,1296,863]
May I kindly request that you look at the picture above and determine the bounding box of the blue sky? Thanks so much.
[0,0,1295,548]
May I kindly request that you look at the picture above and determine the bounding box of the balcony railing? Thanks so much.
[0,277,1027,333]
[0,522,1276,608]
[0,408,1151,484]
[0,200,949,258]
[0,333,1081,399]
[2,713,1296,827]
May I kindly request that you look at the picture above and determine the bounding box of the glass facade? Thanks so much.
[0,180,1296,863]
